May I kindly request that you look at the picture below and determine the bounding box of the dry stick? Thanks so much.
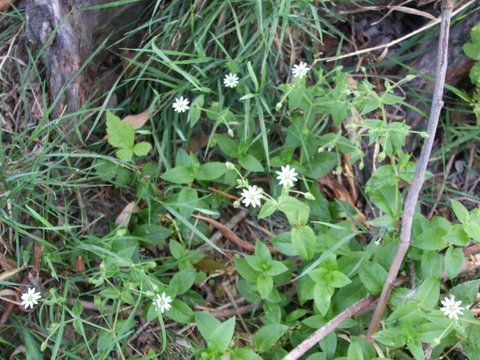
[282,277,407,360]
[366,0,454,339]
[283,296,377,360]
[194,213,277,254]
[197,210,248,253]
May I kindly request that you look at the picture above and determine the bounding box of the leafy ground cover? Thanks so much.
[1,1,480,359]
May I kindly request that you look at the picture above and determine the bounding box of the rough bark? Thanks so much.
[25,0,149,119]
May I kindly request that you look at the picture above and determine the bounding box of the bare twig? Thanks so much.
[197,211,248,253]
[283,296,377,360]
[194,213,276,253]
[367,0,454,338]
[283,277,408,360]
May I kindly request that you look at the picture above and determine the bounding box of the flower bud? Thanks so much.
[275,102,283,111]
[225,162,236,170]
[304,192,315,200]
[233,200,241,208]
[228,128,234,137]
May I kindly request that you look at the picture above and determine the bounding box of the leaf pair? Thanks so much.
[106,111,152,161]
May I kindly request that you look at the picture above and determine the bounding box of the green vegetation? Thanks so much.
[1,1,480,359]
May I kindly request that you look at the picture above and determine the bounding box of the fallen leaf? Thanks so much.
[0,267,23,282]
[122,109,150,129]
[194,258,225,273]
[0,0,15,11]
[318,174,367,224]
[0,254,16,272]
[187,133,209,152]
[0,289,18,299]
[115,201,140,228]
[32,243,43,274]
[75,255,86,272]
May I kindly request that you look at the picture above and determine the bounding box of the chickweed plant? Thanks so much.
[2,1,480,359]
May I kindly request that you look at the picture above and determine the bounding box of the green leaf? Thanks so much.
[278,195,310,225]
[195,312,221,341]
[188,95,204,126]
[291,225,316,260]
[216,134,238,157]
[421,251,443,278]
[470,62,480,86]
[258,200,277,219]
[415,278,440,310]
[167,300,194,323]
[320,332,337,358]
[451,200,470,223]
[177,187,198,218]
[239,154,264,172]
[133,141,152,156]
[358,262,387,294]
[106,111,134,149]
[23,330,43,360]
[169,269,196,296]
[161,166,195,184]
[134,224,172,245]
[257,273,273,299]
[231,348,263,360]
[99,287,120,299]
[444,246,465,279]
[255,241,271,261]
[374,328,405,348]
[407,340,425,360]
[361,96,381,115]
[444,224,470,246]
[306,152,338,179]
[413,227,448,251]
[329,270,352,288]
[464,221,480,242]
[313,283,333,315]
[347,338,364,360]
[116,148,133,161]
[234,257,259,283]
[196,162,228,181]
[270,232,296,256]
[210,317,236,352]
[268,261,288,276]
[253,324,289,353]
[245,255,264,272]
[169,240,184,259]
[450,279,480,304]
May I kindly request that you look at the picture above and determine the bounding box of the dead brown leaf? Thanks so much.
[0,267,23,282]
[0,0,15,11]
[75,255,86,272]
[122,109,150,129]
[318,174,367,224]
[115,201,140,228]
[0,254,16,272]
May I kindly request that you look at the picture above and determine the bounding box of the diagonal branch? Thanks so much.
[366,0,454,338]
[283,295,377,360]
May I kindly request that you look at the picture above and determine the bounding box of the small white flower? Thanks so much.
[172,96,190,113]
[276,165,298,188]
[241,185,263,208]
[223,73,239,88]
[21,288,42,309]
[292,62,310,78]
[153,292,173,314]
[440,295,464,320]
